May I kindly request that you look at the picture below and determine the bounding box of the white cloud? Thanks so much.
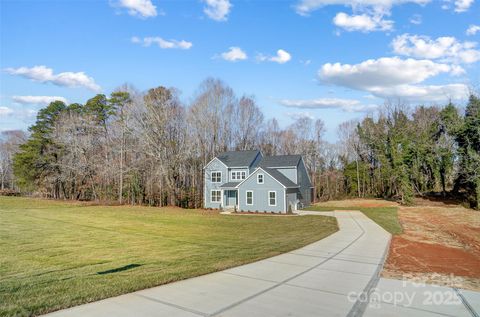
[453,0,474,12]
[220,47,247,61]
[0,106,14,117]
[258,49,292,64]
[115,0,157,18]
[441,0,475,12]
[203,0,232,21]
[319,57,456,90]
[409,14,422,24]
[131,36,192,49]
[392,34,480,64]
[271,49,292,63]
[318,57,468,102]
[294,0,430,16]
[333,12,393,32]
[12,96,68,105]
[279,97,378,112]
[4,65,101,91]
[369,83,469,102]
[286,111,315,120]
[467,25,480,36]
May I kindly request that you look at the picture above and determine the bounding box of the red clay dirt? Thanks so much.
[382,199,480,291]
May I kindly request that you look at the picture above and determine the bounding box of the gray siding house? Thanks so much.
[204,150,313,213]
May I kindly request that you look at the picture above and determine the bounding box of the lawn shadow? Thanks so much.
[97,264,142,275]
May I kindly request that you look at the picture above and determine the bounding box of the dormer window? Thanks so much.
[211,171,222,183]
[257,174,264,184]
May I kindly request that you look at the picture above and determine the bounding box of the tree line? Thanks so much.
[340,97,480,208]
[1,78,479,209]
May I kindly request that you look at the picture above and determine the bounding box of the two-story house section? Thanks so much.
[203,150,313,213]
[203,150,262,209]
[259,155,313,208]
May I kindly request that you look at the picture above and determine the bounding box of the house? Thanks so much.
[203,150,313,213]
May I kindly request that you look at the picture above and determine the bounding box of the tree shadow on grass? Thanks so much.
[97,264,142,275]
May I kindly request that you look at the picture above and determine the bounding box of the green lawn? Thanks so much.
[304,205,402,235]
[0,197,337,317]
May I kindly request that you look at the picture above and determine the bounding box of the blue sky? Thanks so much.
[1,0,479,141]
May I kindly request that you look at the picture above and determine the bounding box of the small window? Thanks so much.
[211,190,221,203]
[246,191,253,205]
[257,174,264,184]
[231,171,247,181]
[211,171,221,183]
[268,191,276,206]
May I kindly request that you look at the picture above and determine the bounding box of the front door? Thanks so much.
[226,190,237,207]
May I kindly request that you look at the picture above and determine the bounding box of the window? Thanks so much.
[211,190,221,203]
[246,191,253,205]
[211,171,221,183]
[268,191,276,206]
[257,174,264,184]
[231,171,247,181]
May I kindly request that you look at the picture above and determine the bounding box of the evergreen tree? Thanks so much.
[13,101,67,195]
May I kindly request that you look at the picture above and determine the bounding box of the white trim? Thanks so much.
[203,157,228,170]
[268,191,277,206]
[246,190,253,205]
[234,167,260,188]
[210,190,221,203]
[257,173,264,184]
[230,170,247,181]
[225,189,238,207]
[235,167,289,189]
[211,171,222,183]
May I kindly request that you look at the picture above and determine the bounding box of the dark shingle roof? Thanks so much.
[216,150,260,167]
[220,182,241,188]
[260,155,301,168]
[263,168,299,188]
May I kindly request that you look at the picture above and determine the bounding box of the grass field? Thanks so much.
[0,197,337,317]
[305,201,403,235]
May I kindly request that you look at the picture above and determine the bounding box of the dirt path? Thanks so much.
[382,199,480,291]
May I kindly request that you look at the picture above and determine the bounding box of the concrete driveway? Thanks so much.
[45,211,478,317]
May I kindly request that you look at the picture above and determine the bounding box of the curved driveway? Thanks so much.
[45,211,478,317]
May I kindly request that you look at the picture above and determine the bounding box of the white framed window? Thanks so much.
[257,174,264,184]
[231,171,247,181]
[246,191,253,205]
[211,171,221,183]
[268,191,276,206]
[211,190,221,203]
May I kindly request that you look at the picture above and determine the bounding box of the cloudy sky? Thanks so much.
[1,0,479,140]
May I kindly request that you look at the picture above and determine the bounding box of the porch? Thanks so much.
[220,182,240,209]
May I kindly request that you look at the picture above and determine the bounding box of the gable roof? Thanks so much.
[235,167,299,189]
[263,168,299,188]
[216,150,260,167]
[260,155,301,168]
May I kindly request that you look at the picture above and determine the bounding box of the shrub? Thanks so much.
[0,189,21,196]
